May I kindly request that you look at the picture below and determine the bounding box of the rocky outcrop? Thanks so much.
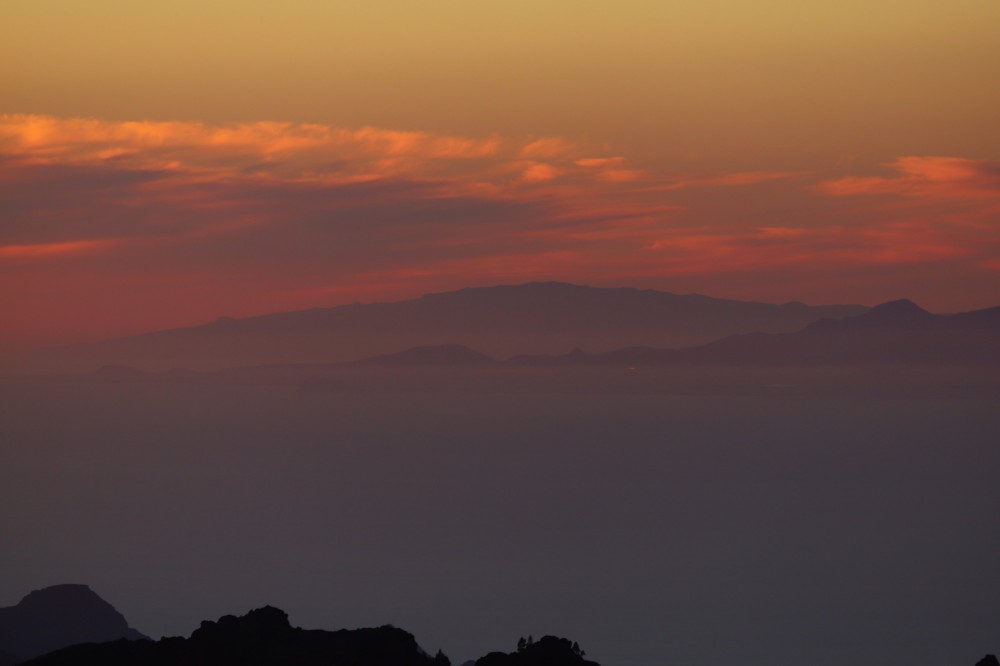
[24,606,449,666]
[0,584,146,663]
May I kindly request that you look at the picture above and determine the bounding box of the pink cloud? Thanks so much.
[1,117,998,349]
[575,157,626,169]
[0,239,122,259]
[519,162,563,183]
[818,156,1000,198]
[520,137,575,159]
[657,170,805,191]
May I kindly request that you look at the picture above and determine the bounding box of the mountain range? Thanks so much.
[506,299,1000,366]
[36,282,867,369]
[236,297,1000,376]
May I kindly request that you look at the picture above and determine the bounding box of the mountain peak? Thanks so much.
[0,584,147,662]
[16,584,100,608]
[14,584,135,622]
[858,299,935,323]
[191,606,293,643]
[870,298,926,312]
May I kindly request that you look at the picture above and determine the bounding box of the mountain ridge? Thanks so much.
[33,282,868,370]
[19,605,602,666]
[508,298,1000,366]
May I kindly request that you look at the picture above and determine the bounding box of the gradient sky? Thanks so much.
[2,0,999,351]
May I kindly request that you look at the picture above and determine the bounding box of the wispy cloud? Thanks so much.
[658,170,805,190]
[818,156,1000,199]
[0,239,121,259]
[1,115,998,349]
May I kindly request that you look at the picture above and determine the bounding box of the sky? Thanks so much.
[2,0,999,351]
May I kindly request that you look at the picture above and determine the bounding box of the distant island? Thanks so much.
[31,282,868,369]
[39,294,998,398]
[22,282,1000,376]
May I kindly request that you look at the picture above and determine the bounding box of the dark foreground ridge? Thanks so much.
[23,606,451,666]
[476,635,601,666]
[5,588,996,666]
[0,584,146,665]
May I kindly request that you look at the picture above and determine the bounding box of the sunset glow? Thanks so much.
[2,5,1000,666]
[2,0,999,353]
[2,112,998,351]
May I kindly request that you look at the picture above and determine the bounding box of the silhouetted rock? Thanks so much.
[24,606,449,666]
[0,584,146,663]
[475,636,600,666]
[975,655,999,666]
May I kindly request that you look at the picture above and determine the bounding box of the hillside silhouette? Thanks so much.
[476,636,601,666]
[2,586,994,666]
[35,282,866,369]
[0,585,146,664]
[23,606,450,666]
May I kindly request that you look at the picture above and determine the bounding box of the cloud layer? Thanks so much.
[2,115,998,350]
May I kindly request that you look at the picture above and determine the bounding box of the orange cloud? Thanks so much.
[520,137,575,159]
[576,157,626,169]
[657,170,804,191]
[818,156,1000,198]
[1,116,998,350]
[519,162,563,183]
[574,156,646,182]
[0,239,121,260]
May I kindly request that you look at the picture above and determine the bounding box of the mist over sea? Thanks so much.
[2,377,997,666]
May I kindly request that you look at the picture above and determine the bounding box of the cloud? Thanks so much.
[575,156,646,183]
[818,156,1000,198]
[656,170,805,191]
[520,137,575,159]
[518,162,563,183]
[1,115,998,349]
[0,239,121,259]
[576,157,625,169]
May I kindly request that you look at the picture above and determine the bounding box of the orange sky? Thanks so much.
[1,1,999,351]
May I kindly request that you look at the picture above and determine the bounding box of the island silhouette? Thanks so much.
[33,282,867,369]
